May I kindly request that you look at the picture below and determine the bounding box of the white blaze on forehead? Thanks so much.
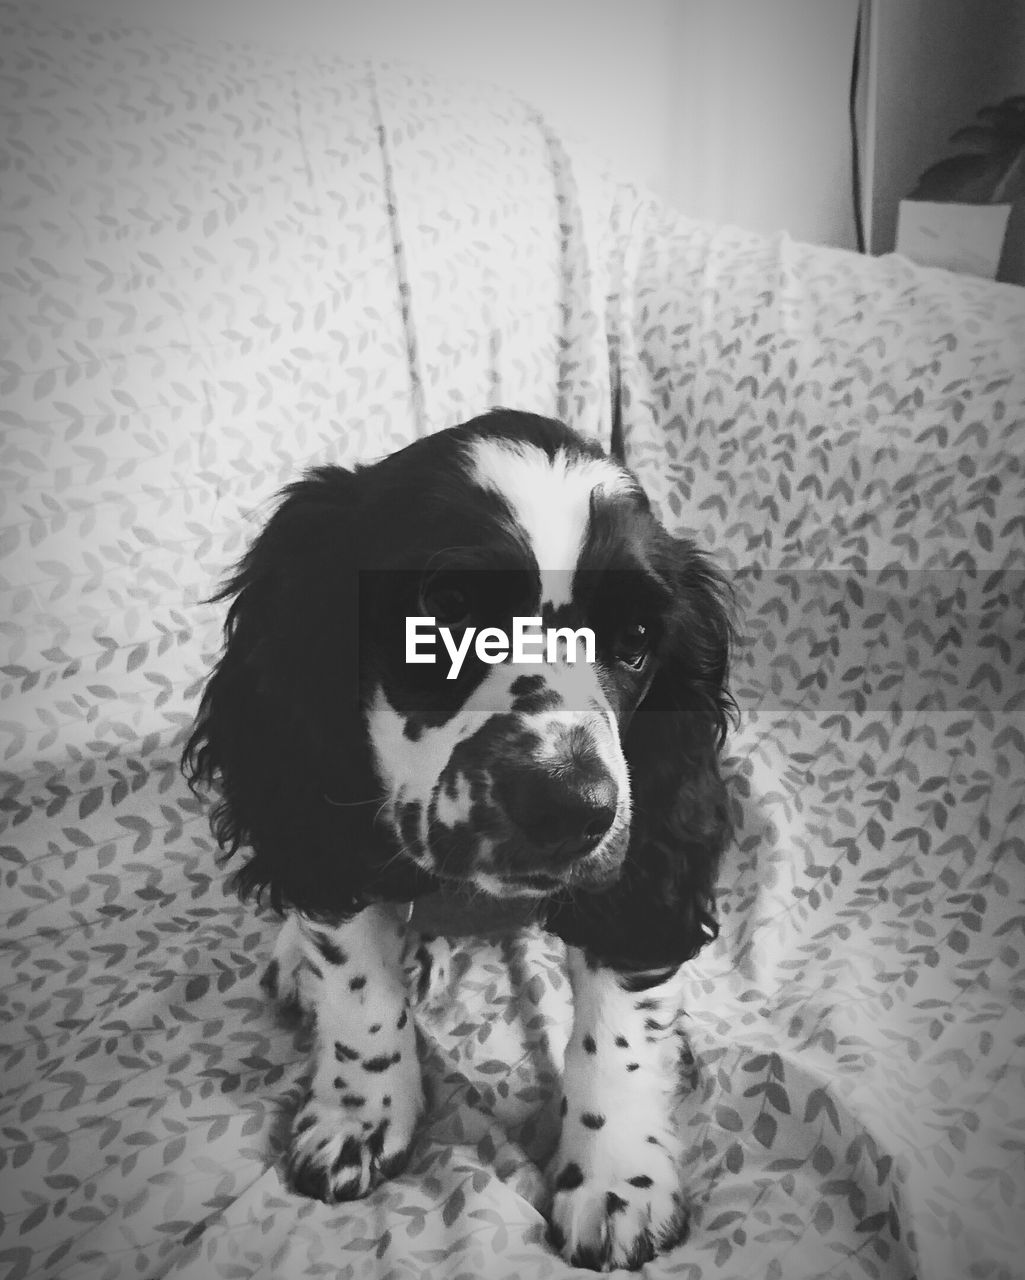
[468,438,636,606]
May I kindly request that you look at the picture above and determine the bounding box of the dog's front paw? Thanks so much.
[547,1130,689,1272]
[286,1087,421,1203]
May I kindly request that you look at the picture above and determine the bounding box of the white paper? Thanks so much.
[896,200,1011,279]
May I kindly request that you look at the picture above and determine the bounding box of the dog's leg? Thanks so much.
[282,904,423,1202]
[547,947,690,1271]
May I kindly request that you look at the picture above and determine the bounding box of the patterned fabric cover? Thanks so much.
[2,4,1024,1279]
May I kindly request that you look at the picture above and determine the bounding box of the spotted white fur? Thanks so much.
[269,909,692,1266]
[278,905,423,1202]
[469,438,635,606]
[432,770,473,828]
[547,949,690,1269]
[365,656,631,896]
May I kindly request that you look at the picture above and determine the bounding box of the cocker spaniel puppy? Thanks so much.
[183,410,734,1271]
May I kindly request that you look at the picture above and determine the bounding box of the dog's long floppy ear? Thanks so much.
[547,537,736,972]
[624,538,736,954]
[182,467,403,919]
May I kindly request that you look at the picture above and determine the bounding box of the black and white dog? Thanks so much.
[183,410,734,1271]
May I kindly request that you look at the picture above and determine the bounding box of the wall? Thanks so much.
[317,0,682,202]
[868,0,1025,283]
[666,0,863,249]
[76,0,865,251]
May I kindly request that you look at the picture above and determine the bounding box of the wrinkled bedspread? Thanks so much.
[2,5,1024,1279]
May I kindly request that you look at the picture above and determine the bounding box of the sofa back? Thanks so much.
[1,2,624,783]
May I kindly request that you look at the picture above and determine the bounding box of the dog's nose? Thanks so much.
[500,766,618,864]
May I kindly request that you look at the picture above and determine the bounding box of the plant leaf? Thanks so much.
[910,152,1017,203]
[949,125,1020,151]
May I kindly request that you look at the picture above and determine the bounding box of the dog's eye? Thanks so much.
[422,583,471,628]
[614,620,651,669]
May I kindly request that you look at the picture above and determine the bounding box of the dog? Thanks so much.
[182,410,734,1271]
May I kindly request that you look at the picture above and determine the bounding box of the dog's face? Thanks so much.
[361,431,666,898]
[185,411,733,924]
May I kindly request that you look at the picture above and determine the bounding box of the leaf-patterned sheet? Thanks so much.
[2,4,1024,1279]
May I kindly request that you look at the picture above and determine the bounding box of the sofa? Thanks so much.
[2,3,1024,1278]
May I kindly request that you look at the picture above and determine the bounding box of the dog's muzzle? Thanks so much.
[495,760,619,870]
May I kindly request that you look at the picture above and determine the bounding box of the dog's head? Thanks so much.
[184,412,734,946]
